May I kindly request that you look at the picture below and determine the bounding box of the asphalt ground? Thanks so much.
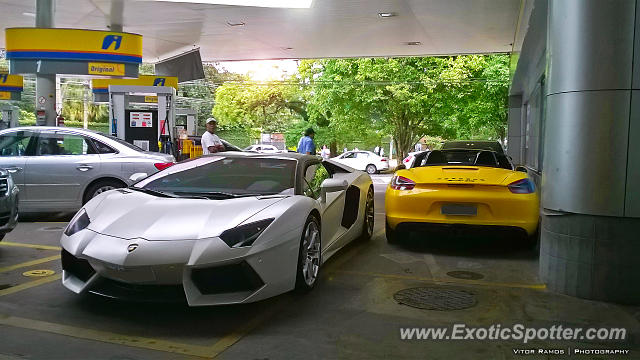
[0,174,638,359]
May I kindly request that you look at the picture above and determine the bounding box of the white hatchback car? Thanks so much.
[331,151,389,174]
[244,144,281,153]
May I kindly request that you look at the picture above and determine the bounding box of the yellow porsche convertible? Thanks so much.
[385,148,539,243]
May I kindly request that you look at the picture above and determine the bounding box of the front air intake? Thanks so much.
[191,261,264,295]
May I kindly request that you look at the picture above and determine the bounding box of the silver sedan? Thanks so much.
[0,127,174,213]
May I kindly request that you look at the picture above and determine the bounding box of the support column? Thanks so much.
[506,95,522,165]
[110,0,124,32]
[35,0,56,126]
[540,0,640,304]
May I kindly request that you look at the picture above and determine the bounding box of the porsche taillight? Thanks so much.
[390,175,415,190]
[508,178,535,194]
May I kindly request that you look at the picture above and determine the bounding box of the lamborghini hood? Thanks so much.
[84,189,286,241]
[402,166,522,186]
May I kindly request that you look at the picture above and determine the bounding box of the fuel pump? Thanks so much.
[0,104,20,130]
[107,85,177,157]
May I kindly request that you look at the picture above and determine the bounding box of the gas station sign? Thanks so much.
[5,28,142,77]
[91,75,179,93]
[0,73,23,101]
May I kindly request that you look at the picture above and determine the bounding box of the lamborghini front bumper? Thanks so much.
[61,228,300,306]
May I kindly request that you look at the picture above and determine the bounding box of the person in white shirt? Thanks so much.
[201,117,225,155]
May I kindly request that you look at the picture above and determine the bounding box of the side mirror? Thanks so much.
[396,164,406,171]
[129,173,148,182]
[515,166,528,173]
[320,178,348,202]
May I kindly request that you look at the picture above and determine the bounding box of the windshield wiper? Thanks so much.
[171,191,266,199]
[129,187,175,198]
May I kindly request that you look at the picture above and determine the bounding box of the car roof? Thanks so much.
[201,151,318,161]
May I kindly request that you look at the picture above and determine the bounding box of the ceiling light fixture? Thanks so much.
[407,41,422,46]
[22,12,36,17]
[144,0,313,8]
[283,47,294,50]
[378,12,395,18]
[227,21,246,26]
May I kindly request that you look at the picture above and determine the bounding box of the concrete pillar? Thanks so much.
[35,0,56,126]
[110,0,124,32]
[540,0,640,304]
[506,95,522,165]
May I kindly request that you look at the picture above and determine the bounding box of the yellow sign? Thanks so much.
[88,62,125,76]
[0,92,11,100]
[92,75,179,93]
[5,28,143,64]
[0,73,24,92]
[144,96,158,103]
[23,269,56,277]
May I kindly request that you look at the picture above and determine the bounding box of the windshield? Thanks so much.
[134,156,296,198]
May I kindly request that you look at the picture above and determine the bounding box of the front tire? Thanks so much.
[83,179,125,204]
[359,187,375,241]
[365,164,377,174]
[295,215,322,292]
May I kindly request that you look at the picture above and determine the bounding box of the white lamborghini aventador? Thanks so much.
[60,152,374,306]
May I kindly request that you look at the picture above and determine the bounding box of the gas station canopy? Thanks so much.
[0,0,522,62]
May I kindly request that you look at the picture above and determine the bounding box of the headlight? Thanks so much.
[220,218,274,248]
[64,209,90,236]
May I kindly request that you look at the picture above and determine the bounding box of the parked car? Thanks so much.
[401,150,430,169]
[60,152,374,305]
[0,127,175,213]
[386,149,538,245]
[244,144,282,153]
[331,151,389,174]
[0,168,19,240]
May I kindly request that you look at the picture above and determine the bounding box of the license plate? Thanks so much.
[441,204,477,216]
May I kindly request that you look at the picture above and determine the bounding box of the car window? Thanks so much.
[137,157,296,196]
[0,131,34,157]
[36,132,96,156]
[92,139,117,154]
[342,152,356,159]
[303,163,330,199]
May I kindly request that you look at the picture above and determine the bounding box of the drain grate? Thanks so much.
[394,287,477,311]
[446,270,484,280]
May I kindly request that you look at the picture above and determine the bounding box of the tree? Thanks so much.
[296,55,510,160]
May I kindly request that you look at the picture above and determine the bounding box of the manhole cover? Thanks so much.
[42,226,64,231]
[393,287,477,310]
[22,269,56,277]
[446,270,484,280]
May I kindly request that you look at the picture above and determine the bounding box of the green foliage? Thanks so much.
[296,55,509,160]
[59,82,109,123]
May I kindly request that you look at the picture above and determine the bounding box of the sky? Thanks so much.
[216,59,300,81]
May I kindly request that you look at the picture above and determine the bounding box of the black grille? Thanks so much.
[0,178,8,194]
[61,249,96,282]
[89,278,186,303]
[191,261,264,295]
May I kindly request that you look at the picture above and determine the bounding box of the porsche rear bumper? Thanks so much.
[385,185,539,236]
[61,228,300,306]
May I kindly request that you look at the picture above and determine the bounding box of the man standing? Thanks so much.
[297,128,316,155]
[201,118,225,155]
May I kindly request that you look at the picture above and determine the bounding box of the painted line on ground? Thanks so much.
[0,315,211,359]
[0,241,61,251]
[0,273,62,297]
[334,270,547,290]
[206,297,294,358]
[0,255,60,273]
